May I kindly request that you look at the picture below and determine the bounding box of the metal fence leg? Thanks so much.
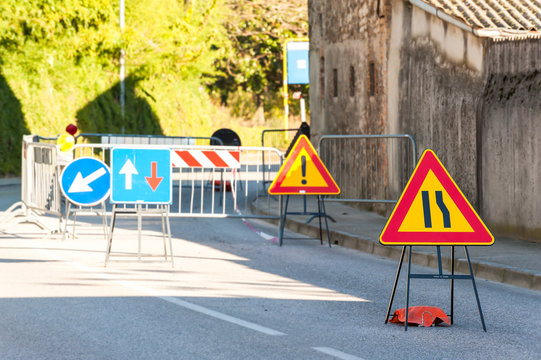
[166,205,174,268]
[137,205,142,262]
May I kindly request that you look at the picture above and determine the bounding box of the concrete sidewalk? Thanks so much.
[252,196,541,292]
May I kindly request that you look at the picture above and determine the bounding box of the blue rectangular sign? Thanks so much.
[111,147,172,204]
[287,41,309,85]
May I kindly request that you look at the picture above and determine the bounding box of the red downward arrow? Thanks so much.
[145,161,163,191]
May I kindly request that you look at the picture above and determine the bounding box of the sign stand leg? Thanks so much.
[279,195,290,246]
[279,195,332,247]
[319,196,331,247]
[317,196,323,245]
[465,246,487,332]
[451,245,455,325]
[385,246,407,324]
[404,246,414,331]
[165,205,174,268]
[161,205,168,261]
[137,205,142,262]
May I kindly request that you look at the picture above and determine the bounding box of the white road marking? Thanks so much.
[313,347,366,360]
[37,247,286,336]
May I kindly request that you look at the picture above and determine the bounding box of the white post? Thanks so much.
[120,0,126,133]
[300,97,306,123]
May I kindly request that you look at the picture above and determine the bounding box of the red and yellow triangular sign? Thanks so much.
[268,135,340,195]
[380,149,493,246]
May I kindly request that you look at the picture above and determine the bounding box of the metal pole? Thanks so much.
[120,0,126,134]
[405,246,412,331]
[465,246,487,332]
[451,245,455,324]
[385,246,407,324]
[300,98,306,123]
[283,42,289,140]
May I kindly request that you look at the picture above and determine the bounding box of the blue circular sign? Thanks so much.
[60,157,111,206]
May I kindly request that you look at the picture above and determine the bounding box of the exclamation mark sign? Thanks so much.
[301,155,307,185]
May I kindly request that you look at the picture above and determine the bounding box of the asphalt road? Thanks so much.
[1,186,540,359]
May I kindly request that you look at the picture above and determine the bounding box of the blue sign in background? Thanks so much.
[60,157,111,206]
[287,41,309,85]
[111,148,171,204]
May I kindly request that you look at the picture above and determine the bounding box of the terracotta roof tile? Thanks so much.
[420,0,541,31]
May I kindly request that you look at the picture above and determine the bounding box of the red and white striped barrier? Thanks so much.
[171,150,241,169]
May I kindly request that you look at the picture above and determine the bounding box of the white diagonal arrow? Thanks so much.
[68,167,107,193]
[119,159,138,190]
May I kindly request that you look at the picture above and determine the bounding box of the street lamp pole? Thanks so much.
[120,0,125,133]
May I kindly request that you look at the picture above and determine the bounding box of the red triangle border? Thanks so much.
[380,150,493,246]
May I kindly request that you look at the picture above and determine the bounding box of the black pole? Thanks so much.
[465,246,487,332]
[320,196,331,247]
[385,246,406,324]
[317,196,323,245]
[279,195,289,247]
[405,246,413,331]
[451,245,455,325]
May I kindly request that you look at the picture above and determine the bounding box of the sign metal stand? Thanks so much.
[384,245,486,331]
[105,204,173,267]
[380,149,493,331]
[278,195,331,247]
[268,135,340,247]
[106,147,173,267]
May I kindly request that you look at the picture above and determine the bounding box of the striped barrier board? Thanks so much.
[171,150,241,169]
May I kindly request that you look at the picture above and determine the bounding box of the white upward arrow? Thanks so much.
[119,159,138,190]
[68,167,107,193]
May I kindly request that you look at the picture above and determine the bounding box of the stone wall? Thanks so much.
[309,0,391,140]
[478,39,541,240]
[392,1,484,206]
[309,0,541,240]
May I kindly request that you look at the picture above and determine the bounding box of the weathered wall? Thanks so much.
[478,39,541,240]
[392,2,484,205]
[309,0,541,241]
[309,0,391,141]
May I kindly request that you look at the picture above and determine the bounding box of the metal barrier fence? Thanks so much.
[317,134,417,204]
[76,133,223,146]
[261,129,298,150]
[0,136,64,233]
[70,143,283,219]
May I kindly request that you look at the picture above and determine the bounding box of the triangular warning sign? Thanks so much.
[380,149,493,246]
[268,135,340,195]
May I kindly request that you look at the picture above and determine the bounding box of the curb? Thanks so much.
[252,204,541,292]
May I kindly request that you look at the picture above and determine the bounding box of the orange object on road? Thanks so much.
[390,306,450,327]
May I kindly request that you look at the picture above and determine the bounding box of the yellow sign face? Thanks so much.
[268,135,340,195]
[398,170,474,233]
[279,148,330,188]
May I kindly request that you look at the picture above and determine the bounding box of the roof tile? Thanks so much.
[420,0,541,32]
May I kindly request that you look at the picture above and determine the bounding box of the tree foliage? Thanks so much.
[0,0,308,175]
[207,0,308,117]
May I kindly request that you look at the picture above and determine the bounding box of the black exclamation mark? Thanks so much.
[301,155,307,184]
